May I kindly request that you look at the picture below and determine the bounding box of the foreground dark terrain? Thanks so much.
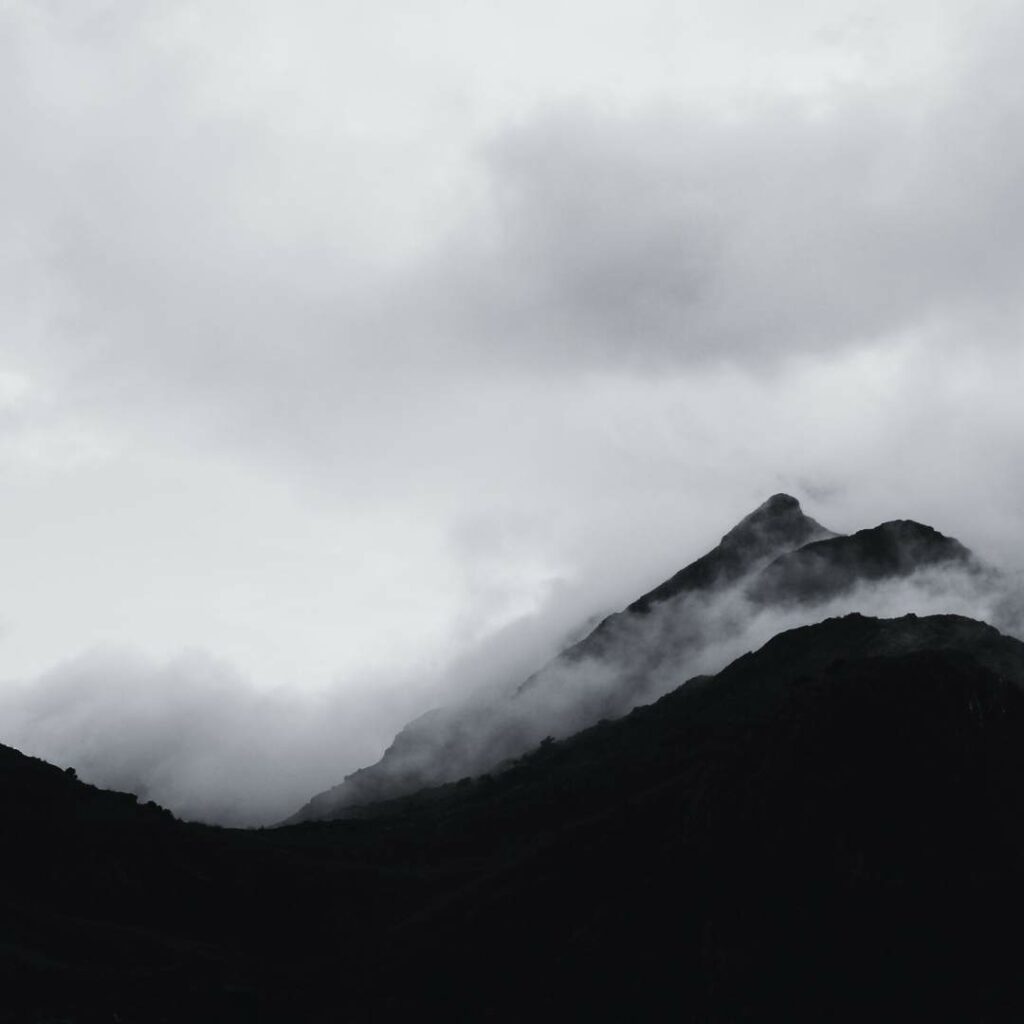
[5,608,1024,1021]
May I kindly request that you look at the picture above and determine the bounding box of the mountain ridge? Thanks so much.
[288,495,992,823]
[625,491,837,613]
[749,518,979,605]
[289,492,837,821]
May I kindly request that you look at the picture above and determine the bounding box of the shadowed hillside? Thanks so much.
[5,613,1024,1020]
[748,519,980,605]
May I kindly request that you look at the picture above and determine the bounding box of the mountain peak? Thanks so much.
[874,519,948,539]
[723,492,800,532]
[624,495,836,615]
[755,492,802,514]
[718,493,832,553]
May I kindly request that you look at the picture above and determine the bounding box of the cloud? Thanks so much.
[2,2,1024,823]
[0,569,615,825]
[1,647,383,826]
[421,55,1024,373]
[297,553,1024,818]
[7,3,1024,408]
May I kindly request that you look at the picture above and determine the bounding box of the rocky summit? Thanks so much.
[291,494,993,822]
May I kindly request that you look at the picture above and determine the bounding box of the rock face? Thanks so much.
[292,493,995,823]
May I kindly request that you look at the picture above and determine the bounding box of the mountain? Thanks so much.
[291,493,836,820]
[0,739,435,1023]
[0,741,175,827]
[6,612,1024,1021]
[544,490,835,662]
[291,495,992,822]
[347,612,1024,1020]
[6,496,1022,1019]
[748,518,980,605]
[624,491,837,613]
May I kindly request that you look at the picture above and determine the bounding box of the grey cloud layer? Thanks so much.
[3,2,1024,823]
[9,2,1024,415]
[428,77,1024,371]
[0,582,605,824]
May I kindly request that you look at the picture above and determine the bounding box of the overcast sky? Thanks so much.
[3,0,1024,820]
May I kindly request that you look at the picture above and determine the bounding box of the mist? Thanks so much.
[294,510,1024,821]
[0,572,606,824]
[3,483,1023,826]
[3,2,1024,823]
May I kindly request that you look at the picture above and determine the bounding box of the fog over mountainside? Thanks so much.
[3,492,1019,826]
[292,494,1022,822]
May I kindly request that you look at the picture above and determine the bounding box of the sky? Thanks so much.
[3,0,1024,821]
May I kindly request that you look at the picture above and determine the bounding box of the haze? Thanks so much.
[2,0,1023,822]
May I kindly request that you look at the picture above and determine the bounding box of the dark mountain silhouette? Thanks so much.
[544,490,836,664]
[291,493,838,820]
[625,491,836,613]
[748,518,980,605]
[291,495,993,823]
[5,612,1024,1021]
[350,612,1024,1020]
[0,741,174,826]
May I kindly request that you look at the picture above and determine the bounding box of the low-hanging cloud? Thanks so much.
[1,649,395,826]
[5,501,1024,826]
[0,571,604,825]
[295,539,1024,820]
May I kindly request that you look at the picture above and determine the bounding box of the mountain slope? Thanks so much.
[290,493,839,820]
[8,613,1024,1021]
[749,518,980,605]
[321,613,1024,1020]
[291,496,996,823]
[0,740,441,1023]
[625,491,836,613]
